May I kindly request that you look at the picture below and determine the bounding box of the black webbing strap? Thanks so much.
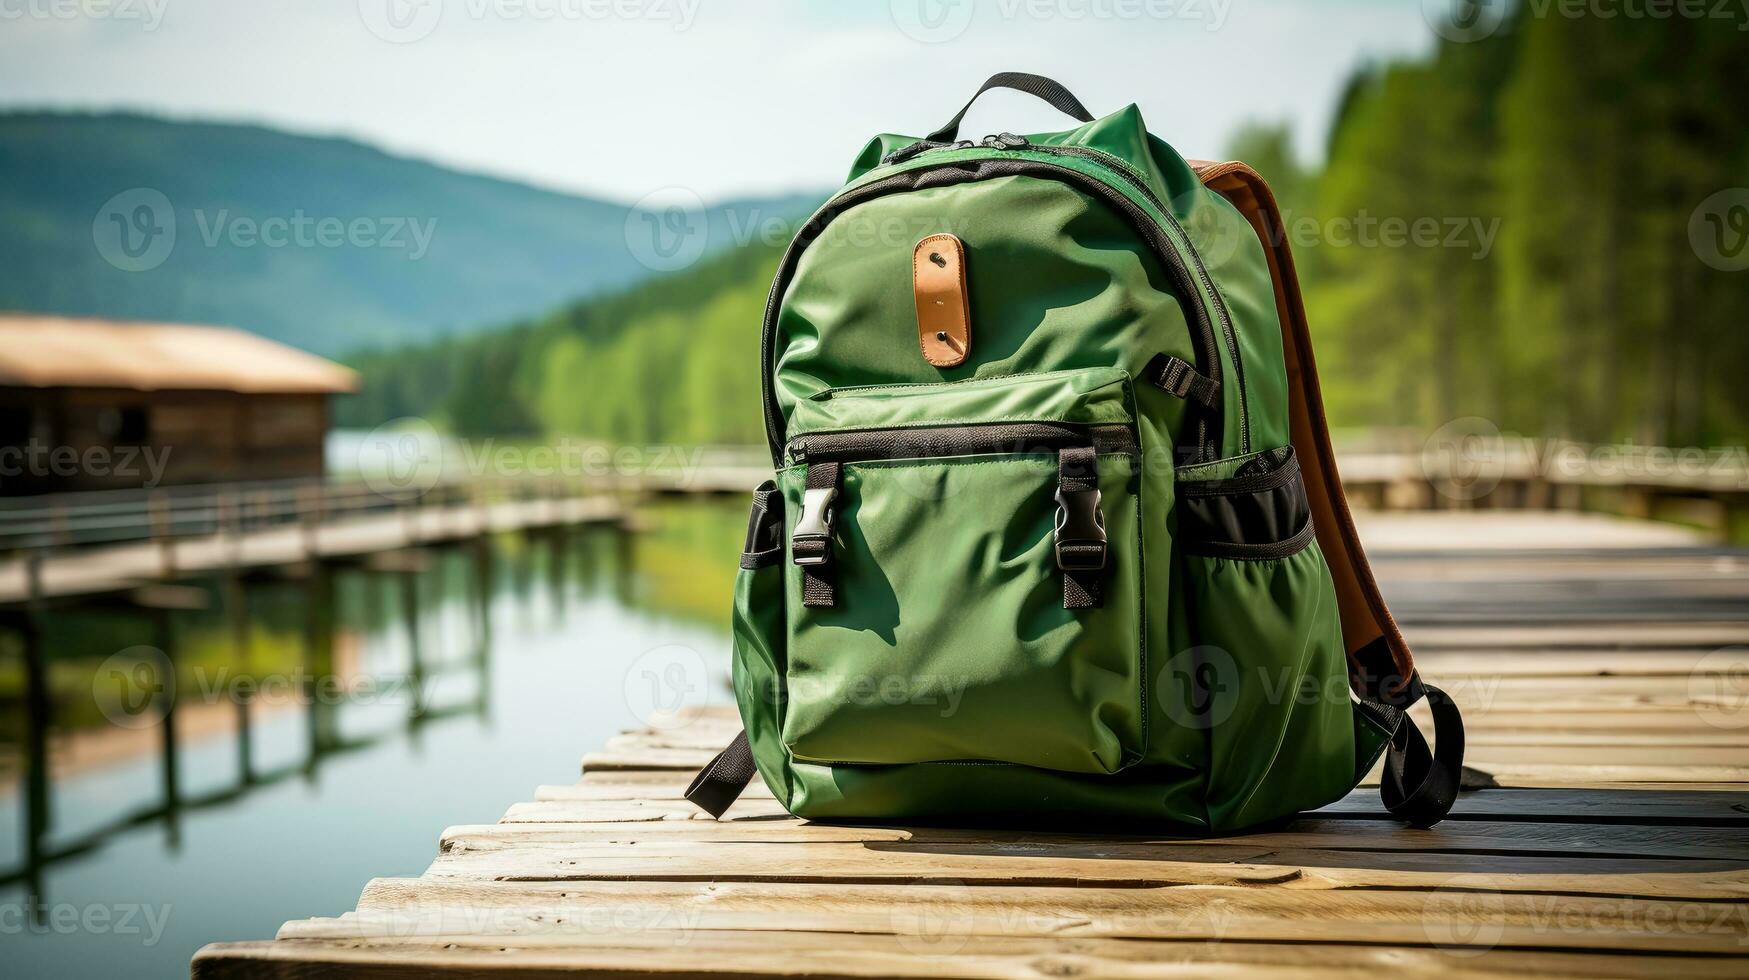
[1056,446,1104,609]
[684,731,755,819]
[926,72,1096,143]
[794,462,840,608]
[1364,677,1465,828]
[1144,353,1221,410]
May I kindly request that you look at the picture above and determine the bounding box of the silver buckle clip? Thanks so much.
[791,486,838,567]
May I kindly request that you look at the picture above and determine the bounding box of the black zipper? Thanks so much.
[760,151,1238,467]
[787,422,1136,467]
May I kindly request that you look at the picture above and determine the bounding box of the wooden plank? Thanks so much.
[504,787,1749,828]
[584,749,1749,782]
[588,742,1749,769]
[1414,648,1732,676]
[1317,788,1749,825]
[539,773,1749,816]
[423,833,1749,885]
[1366,761,1749,787]
[303,878,1749,955]
[191,931,1749,979]
[436,816,1749,863]
[1403,623,1749,649]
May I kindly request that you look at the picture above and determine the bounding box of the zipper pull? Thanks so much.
[882,138,975,166]
[881,140,941,165]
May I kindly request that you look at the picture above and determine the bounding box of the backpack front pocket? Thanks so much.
[775,370,1149,775]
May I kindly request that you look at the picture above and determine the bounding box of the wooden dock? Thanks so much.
[0,458,769,607]
[194,510,1749,977]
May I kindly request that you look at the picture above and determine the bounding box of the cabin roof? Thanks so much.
[0,315,359,395]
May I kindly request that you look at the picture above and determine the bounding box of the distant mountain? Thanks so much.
[0,112,820,354]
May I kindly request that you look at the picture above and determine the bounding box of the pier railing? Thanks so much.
[0,446,772,556]
[2,437,1746,560]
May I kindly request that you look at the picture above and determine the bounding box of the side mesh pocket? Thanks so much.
[1179,446,1315,559]
[1172,447,1357,829]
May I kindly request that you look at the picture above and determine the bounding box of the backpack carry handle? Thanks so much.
[926,72,1096,143]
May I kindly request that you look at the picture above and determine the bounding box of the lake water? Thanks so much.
[0,502,742,978]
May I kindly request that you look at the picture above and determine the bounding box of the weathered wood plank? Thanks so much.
[191,931,1749,980]
[296,878,1749,955]
[422,833,1749,885]
[503,787,1749,828]
[589,741,1749,769]
[436,817,1749,867]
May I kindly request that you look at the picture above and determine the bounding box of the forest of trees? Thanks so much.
[343,11,1749,449]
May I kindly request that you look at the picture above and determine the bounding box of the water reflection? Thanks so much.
[0,501,740,972]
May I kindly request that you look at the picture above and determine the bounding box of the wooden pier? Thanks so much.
[0,456,768,607]
[193,510,1749,978]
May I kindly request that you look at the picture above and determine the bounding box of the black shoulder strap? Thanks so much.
[684,730,756,819]
[1364,681,1465,827]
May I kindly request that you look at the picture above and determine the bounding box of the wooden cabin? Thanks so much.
[0,315,358,496]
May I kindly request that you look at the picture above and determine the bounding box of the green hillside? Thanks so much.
[0,112,818,354]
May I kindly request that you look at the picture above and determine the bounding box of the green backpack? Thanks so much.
[686,73,1465,832]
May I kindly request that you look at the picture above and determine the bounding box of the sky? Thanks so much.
[0,0,1439,204]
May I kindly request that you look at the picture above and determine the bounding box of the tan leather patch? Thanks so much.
[913,234,970,368]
